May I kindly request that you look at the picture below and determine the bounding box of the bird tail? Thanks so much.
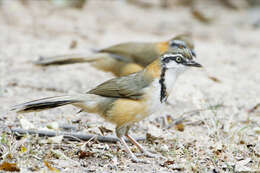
[10,95,87,113]
[34,53,110,66]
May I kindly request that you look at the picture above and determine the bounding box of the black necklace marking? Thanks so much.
[159,66,167,103]
[159,53,186,103]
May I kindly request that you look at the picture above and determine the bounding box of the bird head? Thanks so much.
[160,47,201,71]
[168,34,196,57]
[157,47,201,102]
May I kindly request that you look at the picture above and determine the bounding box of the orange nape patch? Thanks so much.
[106,99,149,127]
[145,59,161,78]
[156,41,169,54]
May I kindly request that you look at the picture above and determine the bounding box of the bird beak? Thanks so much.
[184,60,202,67]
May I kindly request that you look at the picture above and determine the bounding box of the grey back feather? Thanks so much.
[87,71,153,99]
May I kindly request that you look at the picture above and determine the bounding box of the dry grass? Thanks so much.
[0,0,260,172]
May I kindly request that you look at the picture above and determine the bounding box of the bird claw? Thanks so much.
[131,156,149,164]
[143,151,158,158]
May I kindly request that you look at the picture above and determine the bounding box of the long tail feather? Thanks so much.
[34,53,132,66]
[34,54,102,66]
[10,95,84,113]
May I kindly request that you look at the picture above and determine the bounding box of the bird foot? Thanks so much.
[143,151,158,158]
[131,155,149,164]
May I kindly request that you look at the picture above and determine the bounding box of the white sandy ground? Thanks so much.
[0,0,260,172]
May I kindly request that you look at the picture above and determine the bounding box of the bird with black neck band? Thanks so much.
[11,47,201,163]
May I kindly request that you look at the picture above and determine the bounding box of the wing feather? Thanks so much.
[87,71,152,99]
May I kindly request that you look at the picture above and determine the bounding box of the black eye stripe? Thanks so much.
[162,54,184,64]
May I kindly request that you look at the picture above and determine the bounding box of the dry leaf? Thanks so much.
[175,123,185,132]
[44,161,60,173]
[0,161,20,172]
[160,160,175,167]
[78,150,95,159]
[166,115,173,123]
[20,145,27,153]
[191,8,212,24]
[208,76,221,83]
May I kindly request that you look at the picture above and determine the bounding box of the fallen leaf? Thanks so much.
[78,150,95,159]
[239,140,245,145]
[208,76,221,83]
[20,145,27,153]
[44,161,60,173]
[191,8,212,24]
[0,161,20,172]
[160,160,175,167]
[166,115,173,123]
[175,123,185,132]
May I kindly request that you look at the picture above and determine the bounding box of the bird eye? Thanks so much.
[175,57,182,63]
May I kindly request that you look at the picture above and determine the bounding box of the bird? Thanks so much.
[11,47,202,163]
[34,34,196,77]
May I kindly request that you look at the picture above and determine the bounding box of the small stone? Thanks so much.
[159,144,169,152]
[46,122,59,130]
[48,135,63,143]
[20,117,35,130]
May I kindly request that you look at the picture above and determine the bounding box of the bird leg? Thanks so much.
[118,137,141,163]
[116,125,147,163]
[125,134,157,158]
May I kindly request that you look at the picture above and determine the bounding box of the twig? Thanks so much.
[166,104,226,129]
[10,128,145,143]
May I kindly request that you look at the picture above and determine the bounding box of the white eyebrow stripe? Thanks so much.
[162,53,184,59]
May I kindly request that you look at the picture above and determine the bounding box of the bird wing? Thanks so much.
[99,42,158,66]
[87,71,152,99]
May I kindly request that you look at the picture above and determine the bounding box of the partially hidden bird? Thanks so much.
[35,34,196,77]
